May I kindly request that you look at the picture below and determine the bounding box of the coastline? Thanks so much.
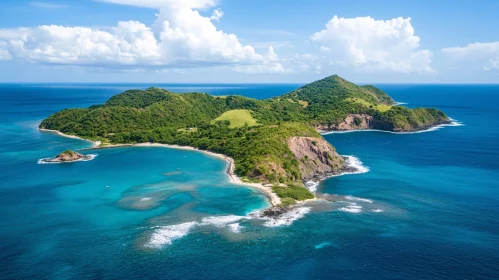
[40,128,102,147]
[319,118,462,135]
[39,129,281,206]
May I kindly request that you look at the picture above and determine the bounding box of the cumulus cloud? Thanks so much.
[210,8,224,22]
[310,16,435,73]
[442,42,499,71]
[0,0,283,73]
[234,46,287,73]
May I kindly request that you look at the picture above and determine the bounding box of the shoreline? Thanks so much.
[40,129,102,147]
[39,128,372,208]
[39,129,281,206]
[319,119,461,135]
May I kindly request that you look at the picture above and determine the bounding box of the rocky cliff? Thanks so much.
[288,137,345,181]
[316,114,375,131]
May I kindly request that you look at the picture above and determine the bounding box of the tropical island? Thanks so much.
[39,75,450,207]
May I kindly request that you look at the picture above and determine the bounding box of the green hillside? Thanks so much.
[213,109,258,128]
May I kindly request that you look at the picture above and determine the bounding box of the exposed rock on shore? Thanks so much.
[288,136,345,182]
[316,113,451,133]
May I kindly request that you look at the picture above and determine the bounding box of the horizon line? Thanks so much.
[1,82,499,85]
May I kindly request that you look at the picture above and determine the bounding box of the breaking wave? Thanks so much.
[146,207,313,248]
[305,181,319,193]
[260,207,311,228]
[146,221,197,249]
[338,203,363,213]
[200,215,246,227]
[227,223,243,233]
[345,195,373,204]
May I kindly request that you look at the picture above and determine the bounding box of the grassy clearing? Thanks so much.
[272,185,314,201]
[213,109,258,128]
[297,100,309,108]
[284,98,308,108]
[346,98,392,112]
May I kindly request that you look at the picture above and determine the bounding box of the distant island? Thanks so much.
[40,75,450,207]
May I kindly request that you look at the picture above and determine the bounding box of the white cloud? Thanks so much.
[310,16,435,73]
[210,9,224,22]
[442,42,499,71]
[30,2,67,9]
[0,42,12,60]
[234,47,287,73]
[0,0,282,72]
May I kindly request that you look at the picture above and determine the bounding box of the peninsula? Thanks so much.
[40,75,450,206]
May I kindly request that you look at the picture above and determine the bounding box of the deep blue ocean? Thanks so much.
[0,83,498,280]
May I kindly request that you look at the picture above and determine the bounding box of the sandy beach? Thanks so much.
[39,129,281,206]
[40,129,102,148]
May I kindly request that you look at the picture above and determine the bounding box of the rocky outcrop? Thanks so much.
[315,114,393,132]
[316,113,451,133]
[41,150,92,163]
[288,136,345,182]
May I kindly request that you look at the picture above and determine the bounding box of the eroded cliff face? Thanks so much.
[315,114,393,132]
[288,136,345,181]
[316,112,451,133]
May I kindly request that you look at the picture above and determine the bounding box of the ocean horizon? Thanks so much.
[1,83,498,279]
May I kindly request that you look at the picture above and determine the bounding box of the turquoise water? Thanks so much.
[1,84,498,279]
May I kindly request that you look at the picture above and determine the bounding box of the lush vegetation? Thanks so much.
[272,185,315,202]
[280,197,297,207]
[40,75,449,192]
[62,150,78,157]
[213,109,258,128]
[345,97,392,112]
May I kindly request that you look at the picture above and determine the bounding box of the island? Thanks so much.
[39,150,94,163]
[39,75,450,208]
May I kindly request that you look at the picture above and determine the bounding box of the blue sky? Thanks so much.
[0,0,498,83]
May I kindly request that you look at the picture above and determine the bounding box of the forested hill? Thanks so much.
[40,75,450,186]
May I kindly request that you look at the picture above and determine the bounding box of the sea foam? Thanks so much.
[146,221,197,248]
[345,195,373,204]
[146,208,313,248]
[146,215,250,248]
[338,204,363,213]
[227,223,243,233]
[200,215,246,227]
[394,101,408,106]
[305,180,319,193]
[261,207,311,227]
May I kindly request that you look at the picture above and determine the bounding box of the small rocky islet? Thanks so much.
[40,150,93,163]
